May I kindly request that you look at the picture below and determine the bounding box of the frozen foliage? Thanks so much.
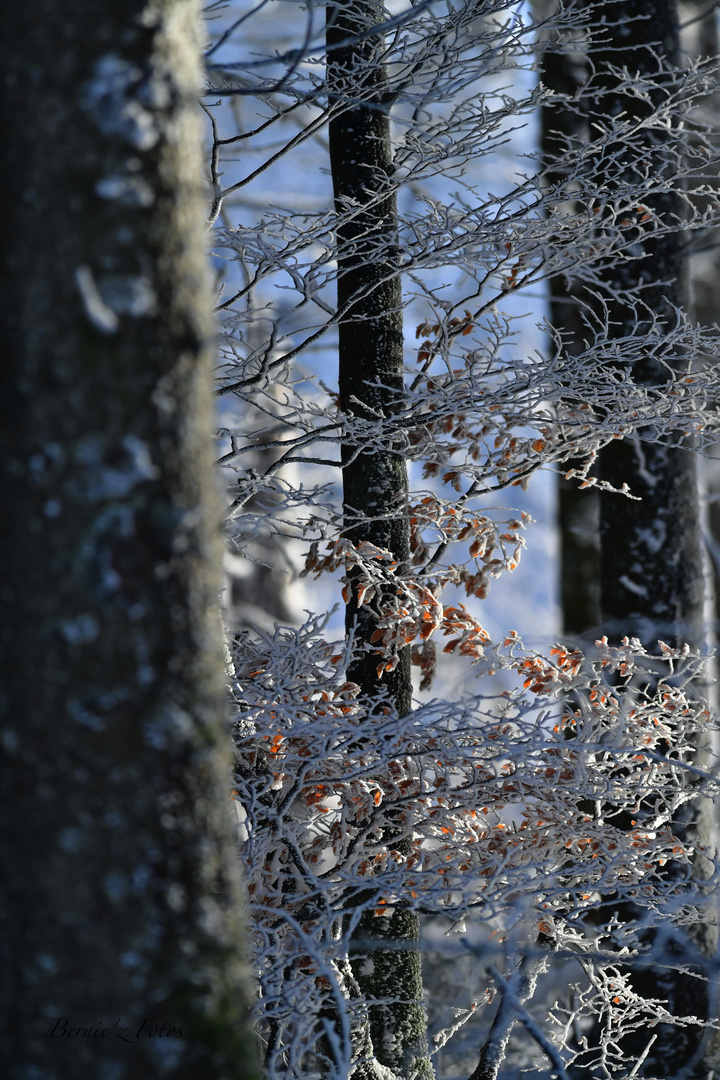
[210,0,720,581]
[204,0,720,1076]
[231,627,720,1077]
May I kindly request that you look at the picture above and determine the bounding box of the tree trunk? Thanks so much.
[681,0,720,679]
[0,2,260,1078]
[540,27,600,639]
[595,0,703,648]
[593,3,715,1075]
[327,2,431,1077]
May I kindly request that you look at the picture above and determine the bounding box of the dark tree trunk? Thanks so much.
[327,2,431,1077]
[540,30,600,639]
[592,3,715,1075]
[595,0,703,649]
[328,3,411,715]
[0,2,260,1078]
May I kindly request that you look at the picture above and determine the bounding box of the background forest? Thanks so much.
[213,0,720,1077]
[4,2,720,1080]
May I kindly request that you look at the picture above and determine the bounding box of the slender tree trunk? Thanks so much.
[681,0,720,667]
[0,3,260,1078]
[594,3,715,1075]
[327,3,431,1077]
[540,33,600,640]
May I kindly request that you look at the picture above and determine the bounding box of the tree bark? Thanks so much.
[593,3,715,1075]
[595,0,704,649]
[0,2,260,1078]
[327,3,431,1077]
[540,28,600,639]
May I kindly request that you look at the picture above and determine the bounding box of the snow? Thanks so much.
[618,574,649,598]
[103,871,129,903]
[75,265,119,335]
[81,55,160,151]
[95,172,155,207]
[97,275,157,319]
[58,827,85,854]
[60,614,100,645]
[71,434,159,501]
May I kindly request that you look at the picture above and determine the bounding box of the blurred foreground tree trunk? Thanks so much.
[0,2,259,1078]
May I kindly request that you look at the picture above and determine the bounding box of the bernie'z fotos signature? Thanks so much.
[49,1018,183,1043]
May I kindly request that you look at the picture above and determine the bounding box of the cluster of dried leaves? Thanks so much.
[230,620,719,1075]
